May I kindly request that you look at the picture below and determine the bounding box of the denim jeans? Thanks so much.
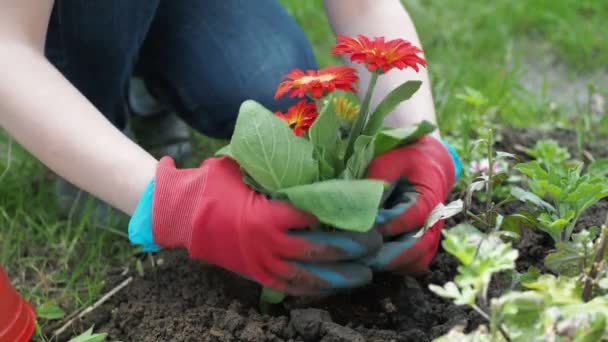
[45,0,318,139]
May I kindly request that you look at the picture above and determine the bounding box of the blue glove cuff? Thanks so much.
[128,179,162,252]
[441,139,462,181]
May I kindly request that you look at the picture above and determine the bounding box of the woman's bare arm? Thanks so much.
[0,0,157,215]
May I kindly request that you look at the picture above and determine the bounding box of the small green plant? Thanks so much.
[511,141,608,276]
[431,220,608,342]
[512,158,608,243]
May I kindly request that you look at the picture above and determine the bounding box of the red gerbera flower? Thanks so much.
[275,66,358,100]
[331,35,427,73]
[275,100,319,136]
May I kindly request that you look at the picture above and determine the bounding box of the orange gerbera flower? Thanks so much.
[275,66,358,100]
[275,100,319,136]
[331,35,427,73]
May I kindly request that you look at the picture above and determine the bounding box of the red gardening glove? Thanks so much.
[363,135,458,274]
[151,156,381,295]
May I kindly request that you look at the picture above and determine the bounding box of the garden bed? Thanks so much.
[55,127,608,341]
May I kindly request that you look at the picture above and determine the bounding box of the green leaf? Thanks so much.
[525,139,570,169]
[523,274,582,304]
[373,120,436,157]
[363,80,422,135]
[278,179,386,231]
[588,159,608,177]
[510,186,555,212]
[214,144,232,157]
[519,266,542,284]
[501,213,537,238]
[544,230,596,276]
[36,302,65,320]
[260,287,286,304]
[67,326,107,342]
[538,213,571,242]
[494,291,545,338]
[341,135,374,179]
[309,94,341,179]
[230,100,318,192]
[441,223,485,265]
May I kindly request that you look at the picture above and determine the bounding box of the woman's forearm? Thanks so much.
[324,0,438,133]
[0,44,157,215]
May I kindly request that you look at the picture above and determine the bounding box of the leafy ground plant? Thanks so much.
[431,220,608,342]
[218,34,438,303]
[510,140,608,275]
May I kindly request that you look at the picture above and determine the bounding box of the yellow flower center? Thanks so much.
[294,74,336,86]
[334,97,359,122]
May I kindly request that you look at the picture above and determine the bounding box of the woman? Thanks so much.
[0,1,458,339]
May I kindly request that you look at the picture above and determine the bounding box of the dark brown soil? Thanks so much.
[58,248,482,342]
[54,127,608,342]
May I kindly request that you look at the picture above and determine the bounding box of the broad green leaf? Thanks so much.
[363,80,422,135]
[214,144,232,157]
[309,94,340,169]
[67,326,107,342]
[309,94,341,179]
[243,173,267,193]
[501,213,537,238]
[373,121,436,157]
[510,186,555,212]
[278,179,385,231]
[260,287,286,304]
[230,100,318,192]
[342,135,374,179]
[36,302,65,320]
[545,229,596,276]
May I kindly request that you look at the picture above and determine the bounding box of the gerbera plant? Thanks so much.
[218,34,435,303]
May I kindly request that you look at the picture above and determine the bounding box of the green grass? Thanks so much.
[0,0,605,340]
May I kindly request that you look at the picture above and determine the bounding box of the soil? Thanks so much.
[54,128,608,342]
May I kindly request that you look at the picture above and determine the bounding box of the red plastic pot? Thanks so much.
[0,266,35,342]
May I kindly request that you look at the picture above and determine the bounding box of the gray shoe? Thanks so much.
[127,77,193,163]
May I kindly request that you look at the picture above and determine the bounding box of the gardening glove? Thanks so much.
[128,156,382,295]
[363,135,461,274]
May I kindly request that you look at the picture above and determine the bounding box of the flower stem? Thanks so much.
[345,72,380,160]
[486,131,494,229]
